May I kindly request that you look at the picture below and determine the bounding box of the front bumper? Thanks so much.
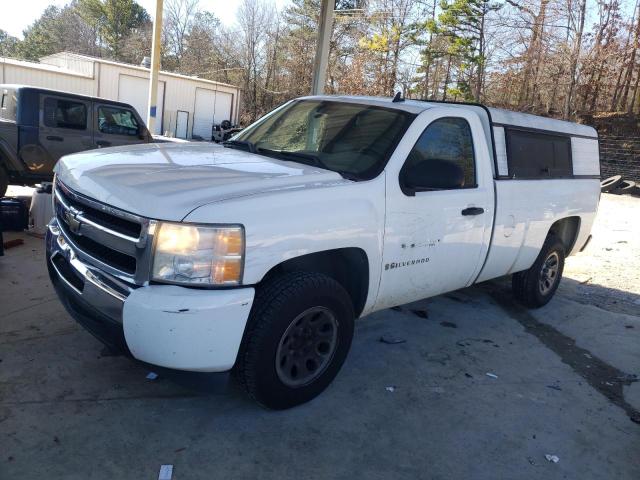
[46,219,255,372]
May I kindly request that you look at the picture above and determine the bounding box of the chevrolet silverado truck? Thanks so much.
[46,96,600,409]
[0,85,151,197]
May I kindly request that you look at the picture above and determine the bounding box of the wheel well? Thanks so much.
[260,248,370,317]
[548,216,581,254]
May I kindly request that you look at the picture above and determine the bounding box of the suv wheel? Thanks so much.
[512,234,565,308]
[235,272,354,409]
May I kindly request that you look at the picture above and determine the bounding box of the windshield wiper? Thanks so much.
[256,147,358,181]
[222,139,256,153]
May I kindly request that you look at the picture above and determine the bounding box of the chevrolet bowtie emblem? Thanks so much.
[64,207,82,234]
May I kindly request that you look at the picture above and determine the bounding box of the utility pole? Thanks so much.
[147,0,164,134]
[310,0,334,95]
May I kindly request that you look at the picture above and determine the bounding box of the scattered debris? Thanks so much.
[546,385,562,391]
[625,325,634,329]
[545,454,560,463]
[440,321,458,328]
[174,447,186,453]
[146,372,159,380]
[410,309,429,319]
[385,386,397,392]
[527,456,536,465]
[379,335,407,345]
[8,456,14,462]
[583,353,593,359]
[464,373,473,378]
[53,436,60,444]
[485,373,498,379]
[158,464,173,480]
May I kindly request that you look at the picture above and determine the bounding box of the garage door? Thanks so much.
[118,75,165,135]
[193,89,234,140]
[214,92,233,124]
[193,89,216,140]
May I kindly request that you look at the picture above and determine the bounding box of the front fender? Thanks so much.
[184,174,386,315]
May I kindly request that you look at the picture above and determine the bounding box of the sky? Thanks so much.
[0,0,284,39]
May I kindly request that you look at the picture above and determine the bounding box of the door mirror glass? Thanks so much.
[400,117,476,194]
[403,158,465,190]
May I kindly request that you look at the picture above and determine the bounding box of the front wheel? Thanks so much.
[512,234,565,308]
[235,272,355,409]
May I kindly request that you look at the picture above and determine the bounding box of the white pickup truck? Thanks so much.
[46,96,600,409]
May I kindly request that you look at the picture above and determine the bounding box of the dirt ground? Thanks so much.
[1,191,639,480]
[563,193,640,315]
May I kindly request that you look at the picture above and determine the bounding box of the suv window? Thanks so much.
[98,106,139,136]
[505,129,572,178]
[44,98,87,130]
[400,117,476,191]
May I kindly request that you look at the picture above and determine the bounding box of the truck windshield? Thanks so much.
[231,100,415,180]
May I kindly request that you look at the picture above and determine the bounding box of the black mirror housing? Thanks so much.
[401,158,465,194]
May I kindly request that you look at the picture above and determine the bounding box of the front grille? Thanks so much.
[56,186,141,238]
[58,223,137,274]
[54,180,152,283]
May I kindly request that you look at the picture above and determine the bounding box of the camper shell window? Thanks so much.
[504,128,573,179]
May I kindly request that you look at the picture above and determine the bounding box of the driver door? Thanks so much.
[375,108,494,310]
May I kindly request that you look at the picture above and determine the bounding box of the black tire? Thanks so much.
[600,175,623,193]
[0,168,8,198]
[512,234,565,308]
[611,180,636,195]
[235,272,355,409]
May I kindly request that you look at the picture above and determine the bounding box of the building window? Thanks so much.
[98,106,139,136]
[505,129,572,178]
[44,98,87,130]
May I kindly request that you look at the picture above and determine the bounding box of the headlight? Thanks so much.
[151,223,244,286]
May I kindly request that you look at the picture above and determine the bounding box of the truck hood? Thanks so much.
[55,143,346,221]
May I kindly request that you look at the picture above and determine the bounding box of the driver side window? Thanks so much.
[400,117,476,193]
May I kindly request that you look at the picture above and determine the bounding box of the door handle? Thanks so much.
[96,141,111,147]
[461,207,484,216]
[46,135,64,142]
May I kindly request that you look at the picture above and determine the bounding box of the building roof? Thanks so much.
[40,52,240,91]
[0,56,93,79]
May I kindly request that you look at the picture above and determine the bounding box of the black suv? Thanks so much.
[0,85,151,196]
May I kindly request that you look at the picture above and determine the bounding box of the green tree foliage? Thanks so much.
[77,0,150,60]
[422,0,501,101]
[0,30,20,57]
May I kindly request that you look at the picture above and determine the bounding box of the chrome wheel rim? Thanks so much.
[539,252,560,295]
[275,306,338,388]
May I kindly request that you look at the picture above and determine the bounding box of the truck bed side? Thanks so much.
[476,117,600,283]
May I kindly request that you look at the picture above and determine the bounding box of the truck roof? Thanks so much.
[302,95,597,139]
[0,84,137,110]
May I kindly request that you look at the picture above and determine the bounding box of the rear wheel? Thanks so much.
[235,272,354,409]
[512,234,565,308]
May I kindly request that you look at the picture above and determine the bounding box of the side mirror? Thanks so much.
[401,158,465,195]
[139,127,150,140]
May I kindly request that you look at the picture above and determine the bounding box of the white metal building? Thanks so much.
[0,52,241,139]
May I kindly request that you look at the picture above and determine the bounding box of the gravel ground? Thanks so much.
[563,193,640,315]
